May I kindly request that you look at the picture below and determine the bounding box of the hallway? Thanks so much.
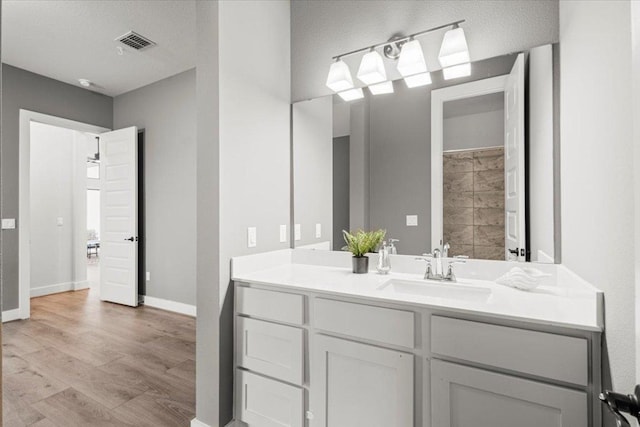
[2,287,195,426]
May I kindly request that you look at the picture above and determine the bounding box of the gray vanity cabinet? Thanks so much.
[311,335,414,427]
[431,360,588,427]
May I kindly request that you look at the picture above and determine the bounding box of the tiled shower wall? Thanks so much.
[443,147,505,260]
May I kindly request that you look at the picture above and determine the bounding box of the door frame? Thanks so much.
[17,109,109,320]
[430,75,508,252]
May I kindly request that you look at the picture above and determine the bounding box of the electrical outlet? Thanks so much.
[406,215,418,226]
[248,227,257,248]
[315,223,322,238]
[279,225,287,243]
[294,224,301,241]
[1,218,15,230]
[146,272,151,281]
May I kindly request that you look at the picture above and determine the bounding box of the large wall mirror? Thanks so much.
[293,44,559,263]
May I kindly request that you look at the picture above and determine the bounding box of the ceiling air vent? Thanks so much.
[116,31,156,51]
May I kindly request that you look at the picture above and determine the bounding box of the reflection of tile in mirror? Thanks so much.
[474,170,504,192]
[473,245,504,260]
[444,224,473,246]
[443,172,473,192]
[444,192,473,208]
[474,225,504,246]
[474,191,504,209]
[474,208,504,226]
[473,149,504,171]
[443,152,473,173]
[449,244,473,258]
[443,207,473,226]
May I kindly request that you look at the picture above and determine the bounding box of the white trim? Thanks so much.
[30,280,91,298]
[19,110,109,320]
[143,295,196,317]
[2,308,23,323]
[190,418,222,427]
[430,75,508,251]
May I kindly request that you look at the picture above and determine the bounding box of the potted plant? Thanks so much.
[342,229,386,274]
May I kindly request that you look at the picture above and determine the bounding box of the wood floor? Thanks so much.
[2,287,196,426]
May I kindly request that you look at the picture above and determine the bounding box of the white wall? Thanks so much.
[293,97,333,247]
[291,1,559,101]
[632,1,640,389]
[29,122,87,294]
[560,0,636,404]
[217,1,291,425]
[114,69,197,306]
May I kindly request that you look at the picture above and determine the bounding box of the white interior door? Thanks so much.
[99,126,138,306]
[504,53,526,261]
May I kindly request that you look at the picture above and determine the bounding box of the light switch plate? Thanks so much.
[57,217,64,226]
[294,224,301,241]
[315,223,322,238]
[146,272,151,281]
[279,225,287,243]
[1,218,16,230]
[406,215,418,226]
[247,227,257,248]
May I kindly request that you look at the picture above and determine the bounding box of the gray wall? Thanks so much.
[333,136,350,250]
[114,69,197,306]
[1,64,113,311]
[369,81,431,255]
[293,97,333,247]
[291,0,559,101]
[217,1,291,425]
[444,109,504,151]
[29,123,75,290]
[560,0,636,413]
[195,1,221,425]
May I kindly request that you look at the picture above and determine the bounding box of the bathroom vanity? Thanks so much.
[231,250,603,427]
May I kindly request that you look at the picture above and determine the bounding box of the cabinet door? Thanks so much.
[310,335,413,427]
[431,360,588,427]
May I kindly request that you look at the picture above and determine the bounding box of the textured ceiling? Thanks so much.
[292,0,559,101]
[2,0,196,96]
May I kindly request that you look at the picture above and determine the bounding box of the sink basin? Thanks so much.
[377,279,491,302]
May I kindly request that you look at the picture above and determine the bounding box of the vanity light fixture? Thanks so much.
[357,50,387,85]
[337,87,364,102]
[368,81,394,95]
[326,19,468,99]
[438,24,470,68]
[442,62,472,80]
[326,59,354,92]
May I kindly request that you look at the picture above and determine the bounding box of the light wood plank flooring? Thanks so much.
[2,287,195,426]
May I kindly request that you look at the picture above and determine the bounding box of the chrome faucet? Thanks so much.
[415,247,468,282]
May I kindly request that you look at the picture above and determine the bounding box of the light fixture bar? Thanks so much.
[331,19,465,61]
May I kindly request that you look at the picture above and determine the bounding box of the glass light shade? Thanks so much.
[338,87,364,102]
[397,39,427,77]
[369,81,394,95]
[404,72,432,88]
[326,60,354,92]
[442,63,471,80]
[357,50,387,85]
[438,27,470,68]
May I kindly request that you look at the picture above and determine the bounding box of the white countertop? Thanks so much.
[232,257,603,332]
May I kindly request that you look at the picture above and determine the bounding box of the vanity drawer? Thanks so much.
[431,316,588,386]
[313,298,415,348]
[236,286,305,325]
[236,370,304,427]
[237,317,304,385]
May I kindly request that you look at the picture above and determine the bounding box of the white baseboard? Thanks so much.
[73,280,90,291]
[192,419,230,427]
[2,308,22,323]
[31,281,75,298]
[143,295,196,317]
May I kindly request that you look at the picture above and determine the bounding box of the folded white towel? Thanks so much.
[495,267,551,291]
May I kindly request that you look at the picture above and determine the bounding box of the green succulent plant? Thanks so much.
[342,229,386,257]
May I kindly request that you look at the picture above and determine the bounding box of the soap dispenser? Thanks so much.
[377,241,391,275]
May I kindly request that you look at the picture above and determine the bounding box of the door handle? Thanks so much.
[508,248,518,255]
[124,237,138,242]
